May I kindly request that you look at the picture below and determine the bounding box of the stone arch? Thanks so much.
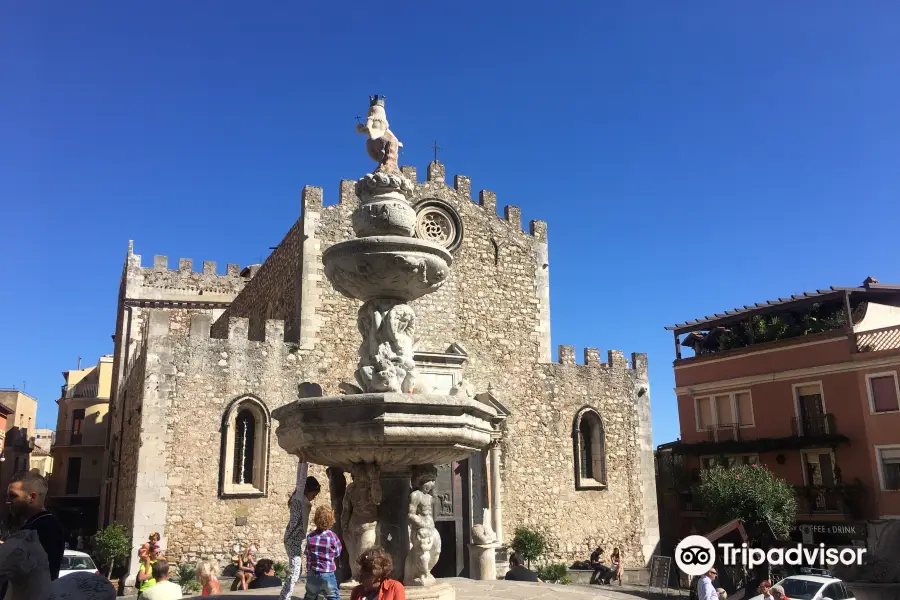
[573,406,607,490]
[220,395,271,498]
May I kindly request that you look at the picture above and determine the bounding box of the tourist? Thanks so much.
[504,552,539,582]
[279,465,321,600]
[234,543,257,590]
[589,547,612,584]
[249,558,283,589]
[5,471,65,580]
[136,545,161,598]
[303,506,342,600]
[697,567,719,600]
[610,547,624,585]
[350,547,405,600]
[770,585,789,600]
[758,580,772,597]
[141,560,182,600]
[196,559,221,596]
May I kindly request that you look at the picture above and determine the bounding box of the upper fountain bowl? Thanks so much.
[323,236,452,302]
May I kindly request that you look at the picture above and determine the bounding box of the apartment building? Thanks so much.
[48,355,113,535]
[656,278,900,554]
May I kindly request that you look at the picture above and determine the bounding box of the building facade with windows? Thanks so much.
[0,389,39,513]
[48,355,113,536]
[100,159,659,583]
[656,279,900,555]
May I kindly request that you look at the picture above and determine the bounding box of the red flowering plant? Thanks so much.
[693,463,797,539]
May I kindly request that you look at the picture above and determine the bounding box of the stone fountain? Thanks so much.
[272,96,497,600]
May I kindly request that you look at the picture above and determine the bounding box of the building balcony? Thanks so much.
[52,431,105,448]
[791,413,837,438]
[856,323,900,353]
[707,423,741,442]
[61,383,99,399]
[795,484,866,518]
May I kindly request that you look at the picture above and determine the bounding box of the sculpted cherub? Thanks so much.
[342,462,382,581]
[357,95,403,173]
[405,465,441,586]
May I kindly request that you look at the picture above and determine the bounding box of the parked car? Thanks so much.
[59,549,100,578]
[748,574,854,600]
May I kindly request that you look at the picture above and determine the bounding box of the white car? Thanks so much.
[59,549,100,578]
[748,575,855,600]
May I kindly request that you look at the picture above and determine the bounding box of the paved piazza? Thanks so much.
[171,578,683,600]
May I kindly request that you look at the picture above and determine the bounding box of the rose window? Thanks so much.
[415,204,462,251]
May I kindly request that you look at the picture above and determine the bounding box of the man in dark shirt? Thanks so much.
[504,552,540,582]
[248,558,283,589]
[590,546,613,584]
[6,471,65,580]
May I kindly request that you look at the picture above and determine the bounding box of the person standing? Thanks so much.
[136,545,161,598]
[610,547,624,585]
[142,560,183,600]
[698,567,719,600]
[6,471,65,580]
[280,461,321,600]
[303,506,343,600]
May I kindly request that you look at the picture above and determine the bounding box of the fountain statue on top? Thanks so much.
[273,96,498,600]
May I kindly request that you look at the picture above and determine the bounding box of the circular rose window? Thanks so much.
[414,201,463,251]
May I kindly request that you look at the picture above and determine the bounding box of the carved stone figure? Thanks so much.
[342,462,382,581]
[0,529,116,600]
[355,300,418,393]
[405,465,441,586]
[357,95,403,173]
[471,519,495,545]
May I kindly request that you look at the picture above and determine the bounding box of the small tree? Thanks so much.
[93,524,131,580]
[694,463,797,539]
[511,526,547,568]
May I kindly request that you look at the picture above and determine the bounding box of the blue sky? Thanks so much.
[2,3,899,445]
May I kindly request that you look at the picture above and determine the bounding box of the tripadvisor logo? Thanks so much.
[675,535,866,576]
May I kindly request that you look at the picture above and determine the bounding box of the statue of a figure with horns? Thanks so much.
[357,95,403,174]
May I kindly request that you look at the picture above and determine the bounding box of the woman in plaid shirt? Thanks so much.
[303,506,343,600]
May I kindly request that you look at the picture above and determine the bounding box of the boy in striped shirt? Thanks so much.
[303,506,343,600]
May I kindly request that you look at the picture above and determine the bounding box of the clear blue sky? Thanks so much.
[2,3,899,446]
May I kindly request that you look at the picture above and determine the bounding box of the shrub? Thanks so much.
[693,463,797,539]
[511,527,547,568]
[274,561,288,580]
[537,563,570,584]
[93,524,131,580]
[176,562,202,594]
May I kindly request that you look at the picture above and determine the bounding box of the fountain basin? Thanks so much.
[272,392,497,472]
[323,236,452,302]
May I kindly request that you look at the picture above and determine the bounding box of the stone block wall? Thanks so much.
[498,347,653,566]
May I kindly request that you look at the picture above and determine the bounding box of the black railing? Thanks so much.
[791,413,837,437]
[795,484,865,517]
[60,383,99,399]
[707,423,741,442]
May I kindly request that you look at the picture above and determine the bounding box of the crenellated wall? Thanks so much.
[106,159,658,574]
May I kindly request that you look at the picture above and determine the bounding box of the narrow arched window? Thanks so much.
[221,396,270,497]
[574,408,607,490]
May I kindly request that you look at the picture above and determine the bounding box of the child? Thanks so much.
[351,547,405,600]
[304,506,342,600]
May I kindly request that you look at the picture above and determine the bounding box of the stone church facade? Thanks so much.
[100,160,659,579]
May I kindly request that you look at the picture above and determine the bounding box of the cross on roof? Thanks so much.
[429,140,442,162]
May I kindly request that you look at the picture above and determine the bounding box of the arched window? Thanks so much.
[221,396,270,497]
[573,408,607,490]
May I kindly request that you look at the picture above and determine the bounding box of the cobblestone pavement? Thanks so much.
[138,578,687,599]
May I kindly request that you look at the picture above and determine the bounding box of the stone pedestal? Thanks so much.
[468,543,498,580]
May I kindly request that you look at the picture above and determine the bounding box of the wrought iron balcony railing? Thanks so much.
[791,413,837,437]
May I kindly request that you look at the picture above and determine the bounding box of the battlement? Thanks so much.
[299,161,548,240]
[125,241,250,299]
[555,344,648,373]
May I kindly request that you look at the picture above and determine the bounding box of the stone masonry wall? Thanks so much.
[116,160,658,570]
